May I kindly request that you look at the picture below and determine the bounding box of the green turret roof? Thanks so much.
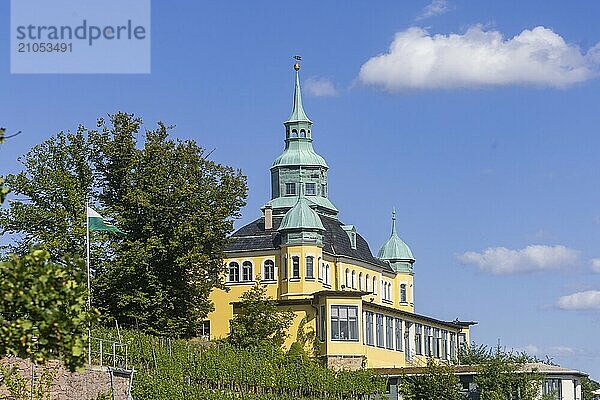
[378,211,415,261]
[278,184,325,232]
[271,140,328,168]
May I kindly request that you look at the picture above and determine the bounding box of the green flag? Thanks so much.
[87,206,124,234]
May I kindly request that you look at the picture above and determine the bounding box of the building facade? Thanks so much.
[207,63,474,369]
[378,363,586,400]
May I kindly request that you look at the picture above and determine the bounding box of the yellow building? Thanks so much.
[207,63,474,369]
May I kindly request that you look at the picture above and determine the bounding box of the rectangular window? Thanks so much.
[400,284,407,303]
[442,330,448,360]
[321,183,327,197]
[424,326,432,356]
[450,332,457,360]
[542,379,562,399]
[331,305,359,341]
[319,305,326,341]
[292,256,300,279]
[282,256,287,279]
[365,311,374,346]
[306,256,314,278]
[395,318,403,352]
[199,321,210,339]
[415,324,423,355]
[458,333,467,355]
[385,316,394,350]
[317,258,322,281]
[376,313,384,348]
[285,182,296,196]
[434,328,441,358]
[305,182,316,195]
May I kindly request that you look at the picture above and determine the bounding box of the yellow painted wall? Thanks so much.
[206,248,470,368]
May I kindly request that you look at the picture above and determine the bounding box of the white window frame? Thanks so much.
[241,260,253,282]
[262,259,275,281]
[227,260,240,283]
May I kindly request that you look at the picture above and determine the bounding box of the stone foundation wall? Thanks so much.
[325,355,365,371]
[0,357,131,400]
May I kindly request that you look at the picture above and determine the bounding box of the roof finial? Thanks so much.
[294,55,301,71]
[391,208,398,236]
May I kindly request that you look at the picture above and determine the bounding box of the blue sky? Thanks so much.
[2,0,600,378]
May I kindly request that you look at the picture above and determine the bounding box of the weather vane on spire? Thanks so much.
[293,55,302,71]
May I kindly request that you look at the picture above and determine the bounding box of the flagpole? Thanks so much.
[86,196,91,365]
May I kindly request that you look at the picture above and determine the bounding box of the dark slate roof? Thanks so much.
[227,214,391,271]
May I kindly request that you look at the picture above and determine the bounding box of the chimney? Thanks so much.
[264,204,273,230]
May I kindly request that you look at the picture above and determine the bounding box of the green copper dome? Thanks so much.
[278,187,325,232]
[271,140,328,168]
[378,211,415,262]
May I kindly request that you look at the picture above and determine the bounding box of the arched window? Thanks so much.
[299,129,306,137]
[291,129,298,138]
[345,269,350,288]
[365,274,370,292]
[306,256,314,279]
[325,264,330,285]
[228,261,239,282]
[372,276,377,294]
[242,261,253,281]
[263,260,275,281]
[351,270,356,289]
[358,272,363,291]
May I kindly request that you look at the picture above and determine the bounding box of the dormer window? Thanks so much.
[305,183,316,195]
[285,183,296,196]
[342,225,357,250]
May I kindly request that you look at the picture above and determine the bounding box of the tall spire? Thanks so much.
[286,62,312,124]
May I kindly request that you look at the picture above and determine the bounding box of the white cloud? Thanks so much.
[549,346,575,356]
[359,26,600,90]
[591,258,600,273]
[513,344,575,357]
[416,0,450,20]
[304,77,338,97]
[458,245,580,275]
[515,344,540,355]
[557,290,600,310]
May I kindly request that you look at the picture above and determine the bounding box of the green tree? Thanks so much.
[228,283,295,348]
[89,113,247,337]
[1,128,11,204]
[582,376,600,400]
[460,344,544,400]
[0,127,92,260]
[0,250,98,371]
[399,359,462,400]
[0,112,247,337]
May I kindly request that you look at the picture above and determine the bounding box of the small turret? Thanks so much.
[377,210,415,273]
